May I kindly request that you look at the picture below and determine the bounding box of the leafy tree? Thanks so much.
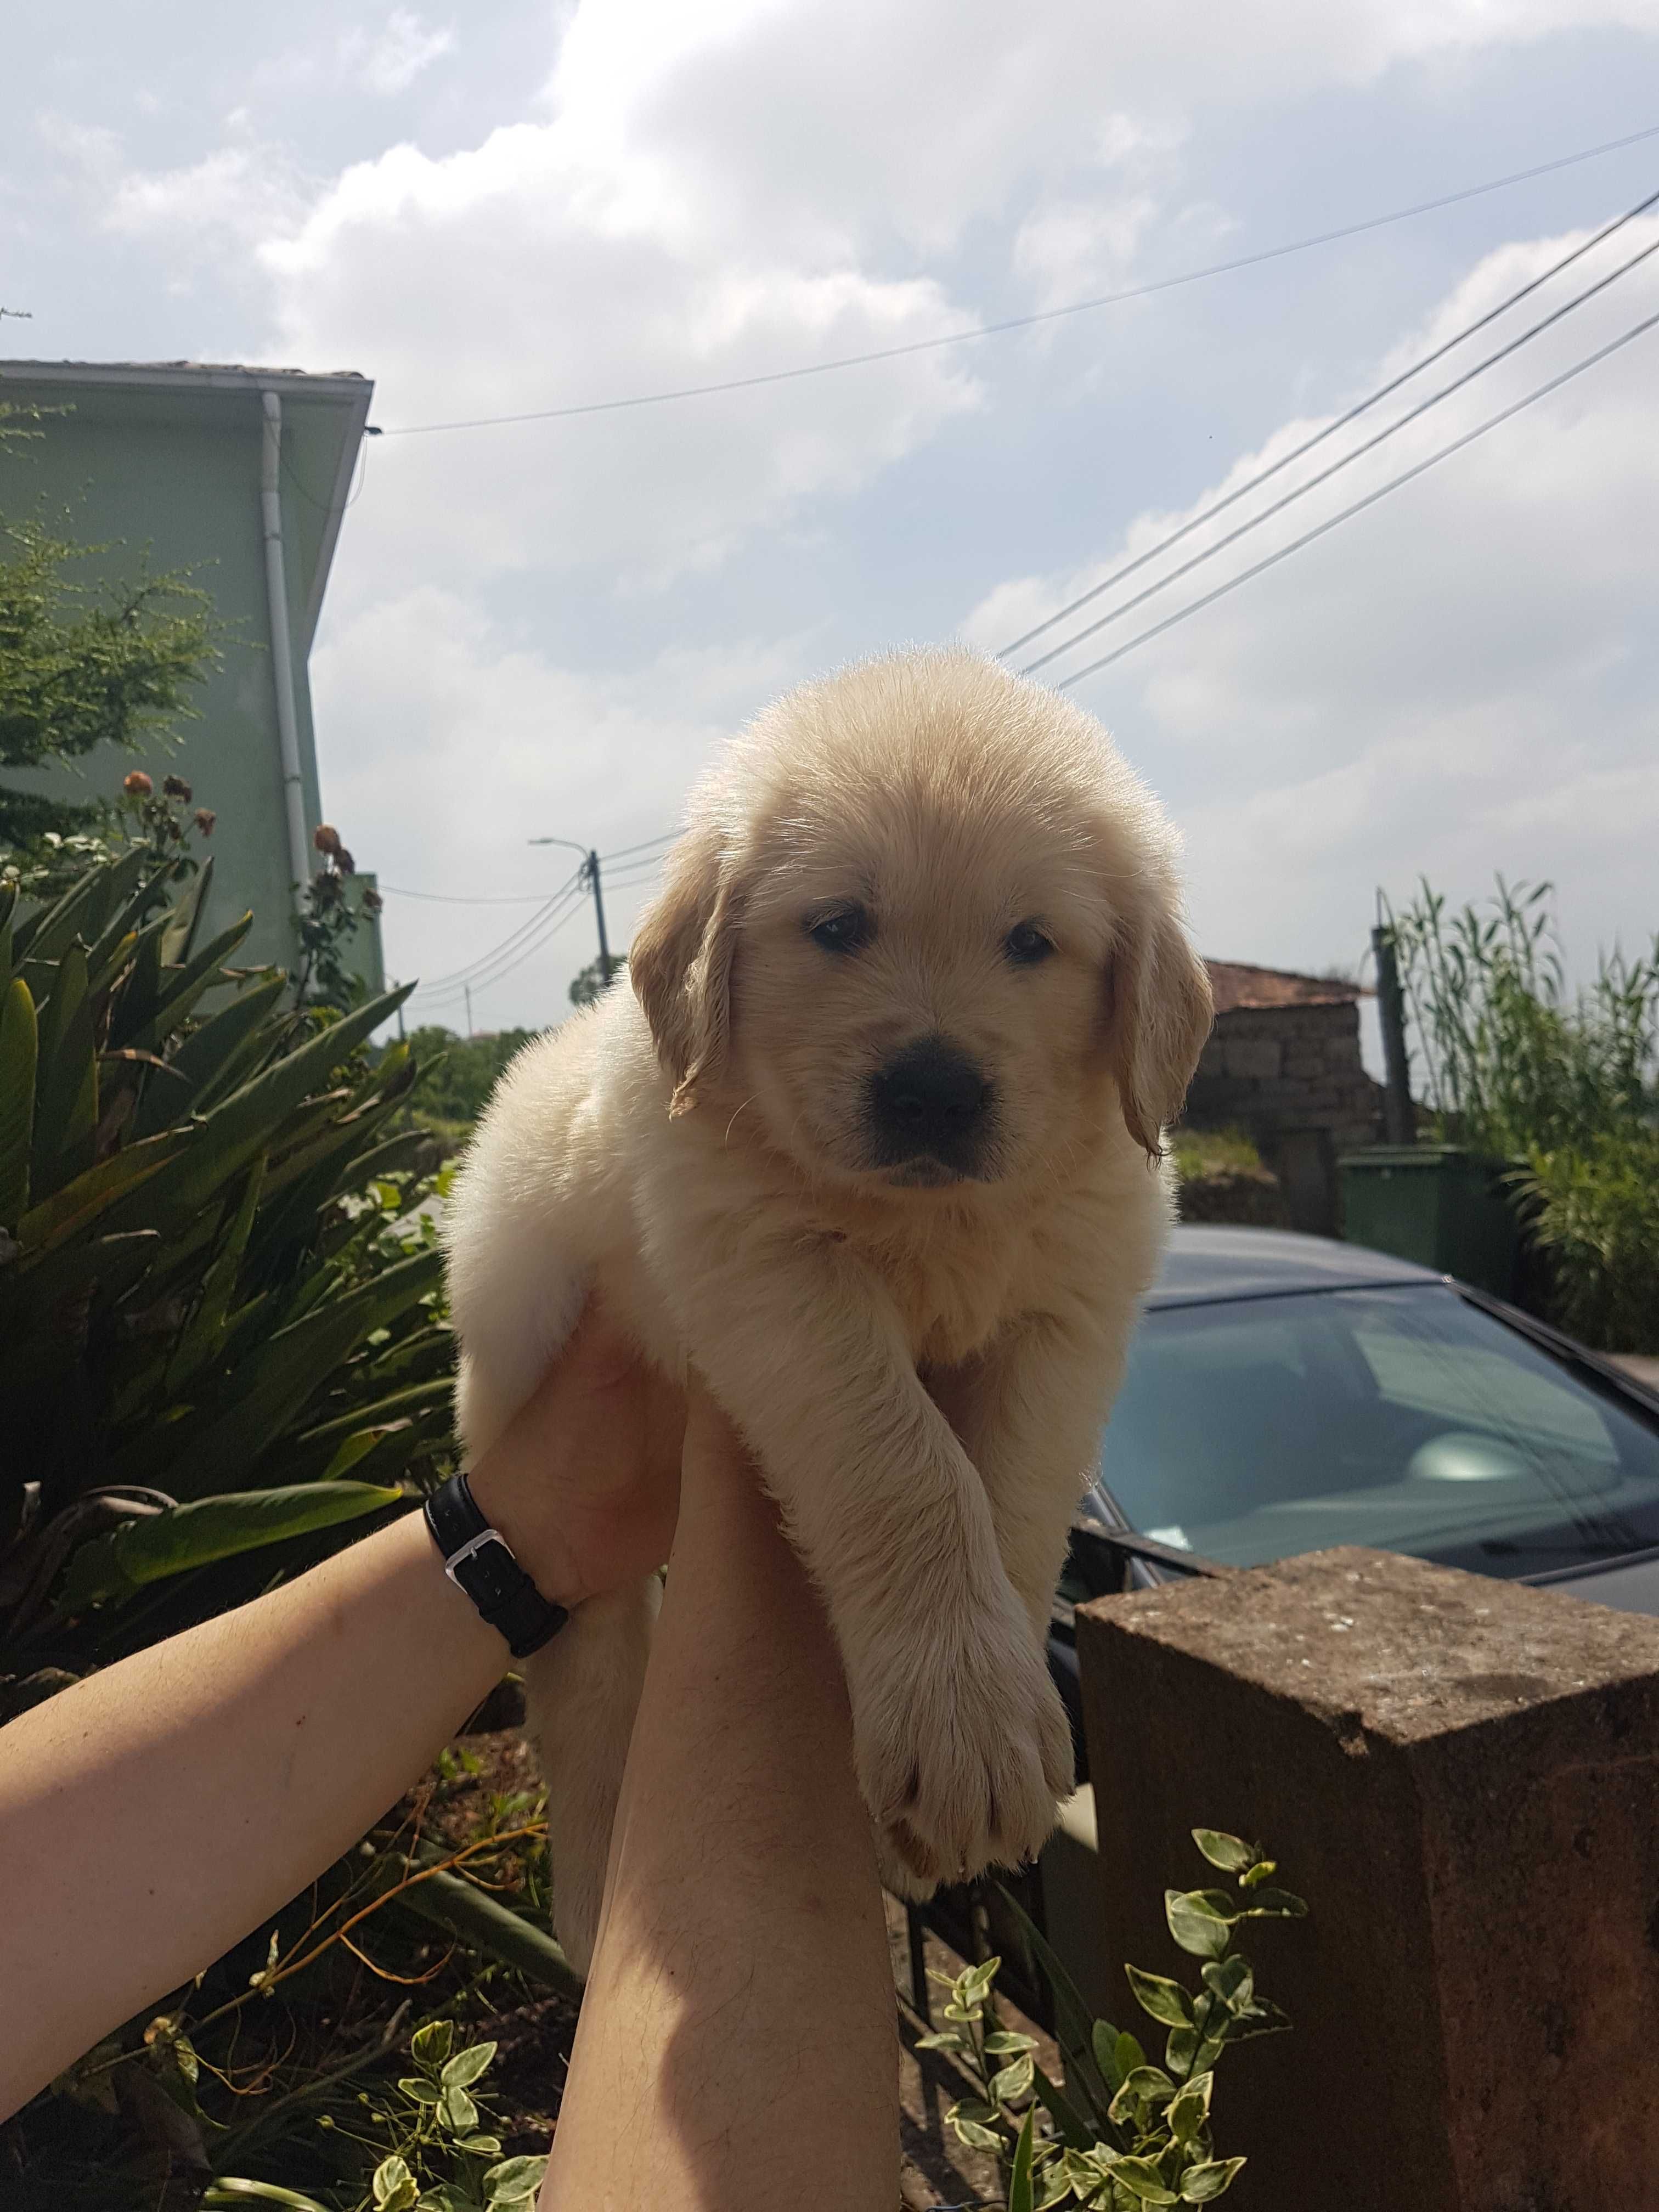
[1,408,216,851]
[1384,877,1658,1350]
[403,1024,542,1130]
[569,953,626,1008]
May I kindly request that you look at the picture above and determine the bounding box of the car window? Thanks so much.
[1353,1322,1616,1459]
[1099,1285,1659,1579]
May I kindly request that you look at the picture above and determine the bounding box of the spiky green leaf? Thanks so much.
[1007,2109,1037,2212]
[15,1126,195,1254]
[33,943,98,1197]
[0,977,38,1229]
[54,1481,402,1612]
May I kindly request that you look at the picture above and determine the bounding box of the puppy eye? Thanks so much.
[1005,920,1054,967]
[807,904,873,955]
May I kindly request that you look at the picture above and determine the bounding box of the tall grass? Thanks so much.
[1383,879,1659,1351]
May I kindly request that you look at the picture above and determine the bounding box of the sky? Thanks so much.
[4,1,1658,1042]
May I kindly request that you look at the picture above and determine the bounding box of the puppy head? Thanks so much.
[631,649,1211,1191]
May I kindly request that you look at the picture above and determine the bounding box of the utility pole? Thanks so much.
[529,834,617,987]
[588,849,614,985]
[1371,909,1415,1146]
[464,983,475,1039]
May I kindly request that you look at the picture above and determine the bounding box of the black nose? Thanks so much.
[868,1037,992,1162]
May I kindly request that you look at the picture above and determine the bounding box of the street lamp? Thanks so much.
[529,836,614,986]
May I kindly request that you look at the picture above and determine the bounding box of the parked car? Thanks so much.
[1047,1225,1659,1779]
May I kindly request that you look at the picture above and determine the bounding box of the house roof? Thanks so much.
[0,357,373,654]
[1204,960,1366,1014]
[0,358,368,393]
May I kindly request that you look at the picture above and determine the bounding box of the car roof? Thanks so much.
[1148,1225,1442,1308]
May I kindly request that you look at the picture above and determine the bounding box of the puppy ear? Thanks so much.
[629,824,743,1115]
[1105,901,1214,1161]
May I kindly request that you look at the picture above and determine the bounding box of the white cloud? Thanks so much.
[965,217,1659,980]
[39,0,1655,1034]
[262,117,985,596]
[37,110,310,250]
[1012,194,1163,315]
[106,144,308,243]
[311,584,815,1025]
[341,10,455,98]
[548,0,1659,262]
[252,0,1659,609]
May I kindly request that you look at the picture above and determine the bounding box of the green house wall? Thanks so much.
[0,362,377,986]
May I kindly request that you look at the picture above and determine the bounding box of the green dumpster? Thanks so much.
[1337,1146,1520,1298]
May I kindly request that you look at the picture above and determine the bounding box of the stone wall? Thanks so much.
[1183,997,1381,1234]
[1075,1547,1659,2211]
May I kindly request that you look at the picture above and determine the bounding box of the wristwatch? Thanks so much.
[423,1472,569,1658]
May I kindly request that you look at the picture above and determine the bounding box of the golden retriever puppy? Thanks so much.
[443,646,1212,1972]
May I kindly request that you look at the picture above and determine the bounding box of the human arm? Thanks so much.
[0,1301,682,2120]
[541,1382,898,2210]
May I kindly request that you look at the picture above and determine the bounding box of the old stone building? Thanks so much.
[1183,962,1383,1233]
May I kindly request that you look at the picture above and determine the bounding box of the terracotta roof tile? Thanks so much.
[1204,960,1365,1014]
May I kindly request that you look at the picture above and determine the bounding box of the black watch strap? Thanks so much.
[424,1472,569,1658]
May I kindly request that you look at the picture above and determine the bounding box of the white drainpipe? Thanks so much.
[260,390,311,921]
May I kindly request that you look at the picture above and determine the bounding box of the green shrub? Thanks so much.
[1,415,218,850]
[402,1027,541,1135]
[1384,878,1658,1348]
[0,842,455,1712]
[301,2021,547,2212]
[1514,1131,1659,1353]
[1167,1128,1261,1180]
[0,845,594,2212]
[923,1831,1305,2209]
[1384,878,1657,1158]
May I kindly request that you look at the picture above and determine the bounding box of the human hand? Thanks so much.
[465,1299,685,1609]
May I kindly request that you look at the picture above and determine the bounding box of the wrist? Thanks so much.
[424,1472,572,1658]
[461,1455,585,1611]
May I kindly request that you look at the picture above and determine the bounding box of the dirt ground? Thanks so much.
[887,1894,1059,2208]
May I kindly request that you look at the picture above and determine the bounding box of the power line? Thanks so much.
[374,121,1659,439]
[1046,301,1659,693]
[381,833,674,909]
[999,181,1659,661]
[416,862,669,1014]
[1020,216,1659,676]
[413,869,583,994]
[414,882,592,1008]
[380,883,554,905]
[600,831,678,864]
[597,865,668,896]
[411,888,587,1007]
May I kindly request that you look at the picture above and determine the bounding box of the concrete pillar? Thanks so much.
[1075,1545,1659,2210]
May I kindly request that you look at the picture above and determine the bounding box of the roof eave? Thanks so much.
[296,377,375,654]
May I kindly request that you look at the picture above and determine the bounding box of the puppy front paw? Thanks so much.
[852,1607,1073,1891]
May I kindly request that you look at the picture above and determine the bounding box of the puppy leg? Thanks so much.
[521,1574,659,1977]
[929,1314,1127,1805]
[646,1205,1073,1889]
[934,1315,1123,1641]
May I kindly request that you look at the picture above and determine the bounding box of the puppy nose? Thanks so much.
[870,1037,991,1154]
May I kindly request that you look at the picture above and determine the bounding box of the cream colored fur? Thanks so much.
[442,647,1212,1972]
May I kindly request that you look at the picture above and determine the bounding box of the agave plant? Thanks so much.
[0,842,457,1712]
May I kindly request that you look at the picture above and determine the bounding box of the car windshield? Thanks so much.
[1098,1284,1659,1578]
